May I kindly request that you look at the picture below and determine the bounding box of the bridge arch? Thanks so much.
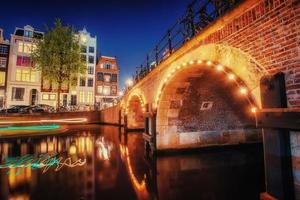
[125,91,147,129]
[155,44,266,149]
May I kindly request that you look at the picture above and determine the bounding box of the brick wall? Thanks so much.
[99,105,120,125]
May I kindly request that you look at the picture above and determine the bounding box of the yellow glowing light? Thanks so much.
[228,74,235,80]
[182,63,187,66]
[69,145,77,155]
[167,73,171,77]
[118,91,124,96]
[189,60,194,65]
[80,35,87,43]
[171,69,175,73]
[240,87,248,95]
[206,61,212,66]
[251,107,257,113]
[216,64,224,71]
[197,60,203,64]
[176,66,181,69]
[126,79,133,87]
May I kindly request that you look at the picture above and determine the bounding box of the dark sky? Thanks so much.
[0,0,190,88]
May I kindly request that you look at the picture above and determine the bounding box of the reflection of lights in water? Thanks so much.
[119,144,146,192]
[0,125,60,131]
[8,194,29,200]
[96,137,114,160]
[69,144,77,155]
[0,118,87,125]
[0,153,86,175]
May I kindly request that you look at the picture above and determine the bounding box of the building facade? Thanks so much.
[95,56,119,109]
[0,29,10,108]
[6,25,43,107]
[40,28,97,109]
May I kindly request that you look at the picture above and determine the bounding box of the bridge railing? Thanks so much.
[128,0,241,90]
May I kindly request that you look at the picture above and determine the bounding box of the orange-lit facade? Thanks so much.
[95,56,119,109]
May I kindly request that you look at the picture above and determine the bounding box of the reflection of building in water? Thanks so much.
[0,131,96,200]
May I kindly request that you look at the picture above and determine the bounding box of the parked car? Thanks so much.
[20,105,46,114]
[0,105,30,114]
[36,104,55,113]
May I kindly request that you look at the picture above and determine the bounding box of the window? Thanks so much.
[89,46,94,53]
[24,30,33,37]
[97,72,103,81]
[16,56,31,66]
[97,86,103,94]
[15,69,36,82]
[111,74,117,82]
[111,85,117,95]
[104,62,111,69]
[79,78,86,86]
[87,78,93,87]
[103,86,110,95]
[0,58,7,68]
[81,55,86,62]
[104,73,111,82]
[12,87,25,101]
[81,45,87,53]
[88,66,94,75]
[0,45,8,54]
[17,41,35,54]
[88,56,94,64]
[43,94,56,100]
[87,92,93,103]
[79,91,85,103]
[0,72,5,86]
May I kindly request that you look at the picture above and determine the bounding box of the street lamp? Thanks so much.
[118,91,124,96]
[126,78,133,87]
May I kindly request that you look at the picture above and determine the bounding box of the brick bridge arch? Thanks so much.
[123,91,147,129]
[153,44,267,149]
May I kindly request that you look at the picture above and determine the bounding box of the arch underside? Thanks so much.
[156,67,262,150]
[127,96,145,129]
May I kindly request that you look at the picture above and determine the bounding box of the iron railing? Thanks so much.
[129,0,241,88]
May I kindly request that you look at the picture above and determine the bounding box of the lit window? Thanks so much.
[97,86,103,94]
[111,85,117,95]
[42,94,49,100]
[103,86,110,95]
[50,94,56,100]
[18,41,24,53]
[16,56,31,66]
[0,72,5,86]
[87,92,93,103]
[79,91,85,103]
[0,58,7,68]
[104,73,111,82]
[15,69,36,82]
[24,30,33,37]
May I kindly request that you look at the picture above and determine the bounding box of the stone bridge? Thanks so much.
[118,0,299,150]
[99,0,300,198]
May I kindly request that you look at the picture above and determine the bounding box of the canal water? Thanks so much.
[0,125,265,200]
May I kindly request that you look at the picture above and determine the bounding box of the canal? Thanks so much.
[0,125,265,200]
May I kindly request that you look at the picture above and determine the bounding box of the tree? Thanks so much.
[32,19,86,111]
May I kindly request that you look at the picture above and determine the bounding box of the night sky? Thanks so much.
[0,0,190,88]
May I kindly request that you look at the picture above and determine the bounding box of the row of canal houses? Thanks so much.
[0,25,119,110]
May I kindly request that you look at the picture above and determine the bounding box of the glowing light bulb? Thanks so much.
[206,61,212,66]
[118,91,124,96]
[240,87,248,95]
[216,64,224,71]
[197,60,203,64]
[182,63,187,66]
[251,107,257,113]
[176,66,181,69]
[228,74,235,80]
[126,79,133,87]
[189,60,194,65]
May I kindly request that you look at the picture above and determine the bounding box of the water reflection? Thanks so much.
[0,125,264,200]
